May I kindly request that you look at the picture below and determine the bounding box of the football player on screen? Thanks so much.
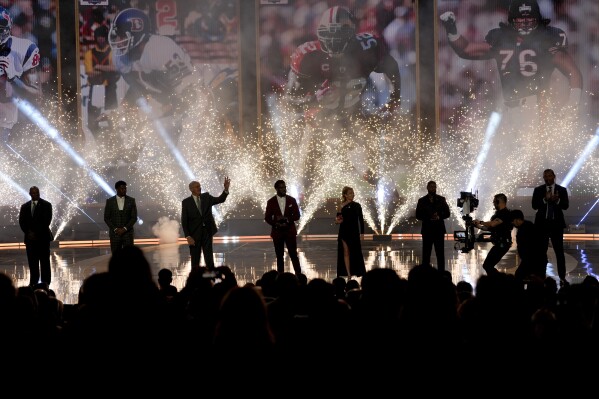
[439,0,582,112]
[285,6,401,122]
[0,6,41,143]
[108,7,201,144]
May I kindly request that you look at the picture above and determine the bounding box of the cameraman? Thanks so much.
[473,193,513,275]
[264,180,303,275]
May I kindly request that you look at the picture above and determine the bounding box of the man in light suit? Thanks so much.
[532,168,569,286]
[264,180,302,275]
[104,180,137,253]
[19,186,53,287]
[182,177,230,270]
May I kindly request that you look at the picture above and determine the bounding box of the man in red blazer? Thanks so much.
[264,180,302,275]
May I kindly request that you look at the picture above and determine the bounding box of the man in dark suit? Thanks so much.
[181,177,230,270]
[19,186,54,287]
[510,209,547,283]
[416,180,451,272]
[264,180,302,275]
[104,180,138,254]
[532,168,569,286]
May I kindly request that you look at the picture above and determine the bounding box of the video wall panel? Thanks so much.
[256,0,417,234]
[0,0,58,138]
[77,0,241,158]
[2,0,598,240]
[435,0,599,215]
[258,0,417,125]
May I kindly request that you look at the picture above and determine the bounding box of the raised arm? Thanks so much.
[440,11,493,60]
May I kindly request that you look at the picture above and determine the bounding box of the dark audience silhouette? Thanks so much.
[1,241,598,393]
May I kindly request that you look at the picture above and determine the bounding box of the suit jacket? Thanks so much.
[264,195,300,240]
[416,194,450,235]
[532,183,569,229]
[104,195,138,238]
[181,191,228,239]
[515,220,546,262]
[19,198,53,243]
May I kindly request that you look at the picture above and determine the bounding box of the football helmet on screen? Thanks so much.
[317,6,356,56]
[109,8,151,56]
[0,7,12,45]
[508,0,542,35]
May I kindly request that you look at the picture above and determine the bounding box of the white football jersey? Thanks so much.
[114,34,199,98]
[0,36,40,129]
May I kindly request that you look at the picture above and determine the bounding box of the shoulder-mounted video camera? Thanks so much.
[454,191,479,253]
[456,191,479,214]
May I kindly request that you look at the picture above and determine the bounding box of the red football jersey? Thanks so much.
[288,33,391,114]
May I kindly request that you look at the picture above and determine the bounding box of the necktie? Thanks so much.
[547,186,554,220]
[195,196,202,214]
[31,201,36,216]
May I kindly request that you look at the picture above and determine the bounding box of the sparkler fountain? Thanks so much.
[1,72,597,247]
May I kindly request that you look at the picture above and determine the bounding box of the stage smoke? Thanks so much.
[152,216,181,244]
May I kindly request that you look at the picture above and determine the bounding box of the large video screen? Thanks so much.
[2,0,598,243]
[258,0,417,234]
[76,0,241,230]
[436,0,598,218]
[0,1,58,230]
[0,0,57,138]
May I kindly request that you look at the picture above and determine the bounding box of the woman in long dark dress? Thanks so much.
[335,186,366,279]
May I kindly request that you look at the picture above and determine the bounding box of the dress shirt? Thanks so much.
[114,196,128,232]
[277,195,286,215]
[116,195,125,210]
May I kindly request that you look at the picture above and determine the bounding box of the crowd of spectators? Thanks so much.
[1,244,598,393]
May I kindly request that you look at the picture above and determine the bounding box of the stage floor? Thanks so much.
[1,234,598,305]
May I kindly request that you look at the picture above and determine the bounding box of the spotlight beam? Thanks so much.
[136,98,195,180]
[0,168,29,198]
[14,98,115,195]
[562,126,599,188]
[5,143,100,225]
[466,111,502,190]
[576,198,599,228]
